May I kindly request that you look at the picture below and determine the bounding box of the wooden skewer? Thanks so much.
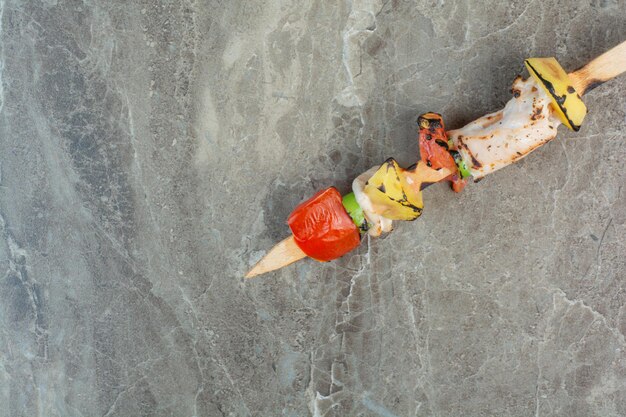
[245,235,306,278]
[569,40,626,94]
[246,40,626,279]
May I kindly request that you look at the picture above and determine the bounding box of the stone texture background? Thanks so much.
[1,1,625,416]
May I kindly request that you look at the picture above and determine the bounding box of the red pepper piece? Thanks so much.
[288,187,361,261]
[418,113,467,193]
[451,175,469,193]
[418,113,457,171]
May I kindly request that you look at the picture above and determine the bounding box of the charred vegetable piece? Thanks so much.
[450,150,471,179]
[417,113,457,172]
[525,57,587,131]
[287,187,361,261]
[451,176,468,193]
[363,158,424,221]
[342,192,369,234]
[448,150,470,193]
[418,113,468,193]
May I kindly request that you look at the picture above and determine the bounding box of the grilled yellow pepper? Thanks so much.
[363,158,424,221]
[525,57,587,131]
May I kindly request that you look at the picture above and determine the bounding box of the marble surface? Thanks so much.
[0,1,625,416]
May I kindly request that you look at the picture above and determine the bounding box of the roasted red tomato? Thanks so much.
[287,187,361,261]
[418,112,468,193]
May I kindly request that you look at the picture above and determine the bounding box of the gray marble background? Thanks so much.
[0,0,625,416]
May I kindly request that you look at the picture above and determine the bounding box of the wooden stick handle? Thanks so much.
[569,40,626,95]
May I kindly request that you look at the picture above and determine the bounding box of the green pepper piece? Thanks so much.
[342,192,369,234]
[450,150,472,179]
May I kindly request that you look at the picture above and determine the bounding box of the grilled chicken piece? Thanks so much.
[448,76,561,179]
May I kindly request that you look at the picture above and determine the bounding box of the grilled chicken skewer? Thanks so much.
[246,40,626,279]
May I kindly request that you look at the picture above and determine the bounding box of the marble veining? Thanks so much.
[0,1,625,416]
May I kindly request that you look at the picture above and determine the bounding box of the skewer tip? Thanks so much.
[244,235,308,279]
[244,266,262,279]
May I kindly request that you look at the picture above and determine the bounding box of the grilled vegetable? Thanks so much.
[448,150,470,192]
[362,158,424,221]
[525,57,587,131]
[418,113,457,171]
[418,113,468,192]
[342,192,369,233]
[450,150,471,179]
[287,187,361,261]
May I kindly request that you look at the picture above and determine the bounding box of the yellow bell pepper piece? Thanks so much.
[363,158,424,221]
[525,57,587,131]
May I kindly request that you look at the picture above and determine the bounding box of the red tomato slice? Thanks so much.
[288,187,361,261]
